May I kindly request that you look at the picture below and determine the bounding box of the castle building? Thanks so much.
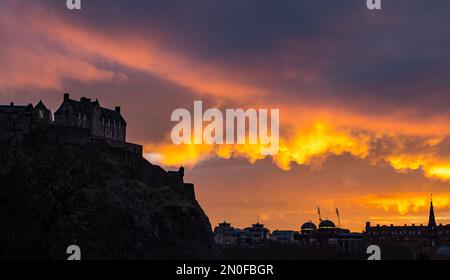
[0,101,51,140]
[364,197,450,247]
[54,93,126,142]
[1,93,142,157]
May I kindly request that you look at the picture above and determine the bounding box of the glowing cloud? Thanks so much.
[145,122,370,170]
[362,194,450,215]
[146,120,450,182]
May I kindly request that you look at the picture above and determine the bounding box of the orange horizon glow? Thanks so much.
[202,193,450,232]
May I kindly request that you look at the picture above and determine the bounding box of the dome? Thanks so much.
[319,220,336,229]
[301,222,317,233]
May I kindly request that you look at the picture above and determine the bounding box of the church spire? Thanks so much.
[428,194,436,228]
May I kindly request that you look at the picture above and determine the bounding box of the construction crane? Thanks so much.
[317,207,322,222]
[336,208,341,228]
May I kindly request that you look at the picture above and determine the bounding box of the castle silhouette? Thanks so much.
[0,93,142,156]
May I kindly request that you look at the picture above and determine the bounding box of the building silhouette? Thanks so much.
[213,216,363,254]
[0,101,52,140]
[364,197,450,247]
[0,93,142,157]
[213,221,270,246]
[54,93,126,142]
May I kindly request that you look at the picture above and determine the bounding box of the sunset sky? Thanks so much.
[1,0,450,231]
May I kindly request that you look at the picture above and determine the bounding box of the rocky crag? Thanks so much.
[0,126,216,260]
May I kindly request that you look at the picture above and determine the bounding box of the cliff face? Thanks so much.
[0,126,216,260]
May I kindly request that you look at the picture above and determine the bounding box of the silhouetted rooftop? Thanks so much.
[0,103,33,113]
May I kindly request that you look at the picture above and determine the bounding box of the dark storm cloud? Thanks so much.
[29,0,450,117]
[4,0,450,118]
[63,0,450,115]
[37,0,357,65]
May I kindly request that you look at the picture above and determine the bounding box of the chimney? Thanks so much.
[64,93,70,101]
[115,106,121,114]
[10,102,14,106]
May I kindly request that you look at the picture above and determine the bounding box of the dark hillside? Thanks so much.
[0,126,216,259]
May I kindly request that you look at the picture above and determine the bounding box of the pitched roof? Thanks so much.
[100,107,126,124]
[0,104,33,113]
[34,101,49,111]
[55,98,125,123]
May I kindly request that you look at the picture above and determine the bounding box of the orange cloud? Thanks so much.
[144,122,370,170]
[387,154,450,181]
[360,193,450,215]
[145,112,450,181]
[273,122,370,170]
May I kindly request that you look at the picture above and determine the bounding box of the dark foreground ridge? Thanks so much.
[0,125,216,260]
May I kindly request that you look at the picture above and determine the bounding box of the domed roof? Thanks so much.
[319,220,336,229]
[301,222,317,232]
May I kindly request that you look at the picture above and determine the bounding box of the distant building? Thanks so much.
[213,221,241,246]
[364,197,450,247]
[296,219,363,254]
[213,218,362,253]
[54,93,126,142]
[244,222,271,240]
[213,221,270,246]
[300,221,317,235]
[272,230,298,242]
